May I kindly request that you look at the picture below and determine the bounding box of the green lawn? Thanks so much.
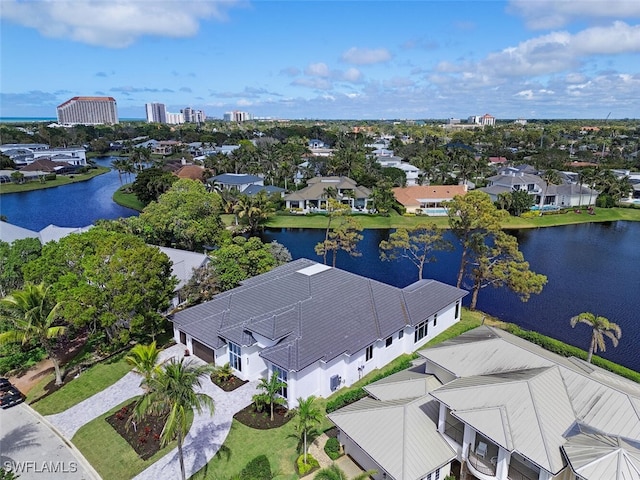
[190,416,300,480]
[113,184,146,211]
[73,398,194,480]
[260,206,640,230]
[0,167,110,194]
[29,352,133,416]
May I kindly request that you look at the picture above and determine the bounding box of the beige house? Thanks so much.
[283,176,371,212]
[393,185,468,215]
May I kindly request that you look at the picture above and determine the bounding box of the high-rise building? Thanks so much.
[56,96,118,125]
[166,112,185,125]
[223,110,252,122]
[181,107,206,123]
[145,103,167,123]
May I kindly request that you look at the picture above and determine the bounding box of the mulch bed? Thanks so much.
[234,403,292,430]
[105,401,167,460]
[211,374,248,392]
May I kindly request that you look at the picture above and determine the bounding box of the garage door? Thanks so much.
[192,339,215,364]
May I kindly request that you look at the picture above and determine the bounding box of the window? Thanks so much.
[455,301,460,319]
[414,320,428,343]
[434,469,440,480]
[433,313,437,327]
[228,342,242,371]
[385,336,393,347]
[272,365,287,398]
[398,330,404,339]
[365,345,373,361]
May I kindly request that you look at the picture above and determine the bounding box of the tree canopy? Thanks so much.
[379,223,453,280]
[128,179,226,251]
[22,227,177,344]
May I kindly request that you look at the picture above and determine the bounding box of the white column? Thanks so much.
[538,469,552,480]
[495,448,511,480]
[462,425,475,460]
[438,404,446,433]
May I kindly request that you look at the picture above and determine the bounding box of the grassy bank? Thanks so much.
[262,206,640,230]
[113,184,146,211]
[0,167,109,194]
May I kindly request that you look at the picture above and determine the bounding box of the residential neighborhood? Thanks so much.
[1,118,639,480]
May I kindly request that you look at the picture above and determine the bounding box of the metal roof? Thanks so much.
[562,428,640,480]
[171,258,467,371]
[328,396,456,480]
[421,326,640,477]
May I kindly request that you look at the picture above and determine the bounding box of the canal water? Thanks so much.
[1,161,639,372]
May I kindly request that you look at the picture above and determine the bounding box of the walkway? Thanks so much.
[45,344,258,480]
[301,433,364,480]
[46,344,183,439]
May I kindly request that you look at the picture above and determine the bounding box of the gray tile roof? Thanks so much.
[171,258,467,371]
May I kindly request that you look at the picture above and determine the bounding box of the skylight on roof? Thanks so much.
[296,264,331,276]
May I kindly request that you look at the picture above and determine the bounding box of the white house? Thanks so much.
[170,258,467,408]
[329,325,640,480]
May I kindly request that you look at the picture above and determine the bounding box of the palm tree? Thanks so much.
[570,312,622,363]
[0,283,67,385]
[253,372,287,421]
[134,358,215,480]
[291,396,323,464]
[313,463,376,480]
[126,341,161,389]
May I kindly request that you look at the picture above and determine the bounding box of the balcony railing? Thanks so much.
[467,449,497,478]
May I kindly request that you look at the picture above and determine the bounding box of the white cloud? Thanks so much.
[305,63,331,77]
[341,47,392,65]
[478,22,640,78]
[342,68,362,82]
[509,0,640,29]
[0,0,243,48]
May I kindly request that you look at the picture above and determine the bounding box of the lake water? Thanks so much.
[262,223,640,372]
[1,162,639,372]
[0,157,137,230]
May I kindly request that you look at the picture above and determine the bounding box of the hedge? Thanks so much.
[326,356,414,413]
[502,324,640,383]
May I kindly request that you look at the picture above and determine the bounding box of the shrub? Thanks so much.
[239,454,272,480]
[326,355,414,413]
[324,436,341,460]
[296,454,319,476]
[502,324,640,383]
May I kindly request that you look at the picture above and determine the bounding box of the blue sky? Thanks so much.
[1,0,639,120]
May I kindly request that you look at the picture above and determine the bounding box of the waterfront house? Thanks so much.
[209,173,264,193]
[393,185,468,215]
[283,176,371,212]
[170,258,467,408]
[329,325,640,480]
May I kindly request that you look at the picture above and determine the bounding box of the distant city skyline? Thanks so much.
[1,1,639,120]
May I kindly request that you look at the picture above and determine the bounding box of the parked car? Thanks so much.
[0,386,24,409]
[0,377,12,391]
